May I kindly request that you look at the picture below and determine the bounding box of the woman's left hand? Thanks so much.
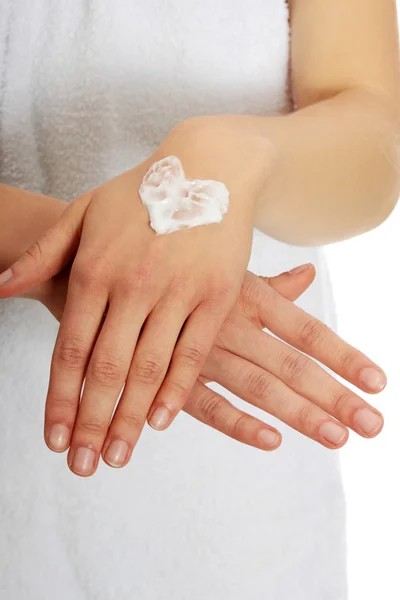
[0,116,273,467]
[34,261,386,476]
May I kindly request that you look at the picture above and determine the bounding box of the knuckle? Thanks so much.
[48,394,77,411]
[296,404,315,430]
[239,275,258,306]
[72,255,111,288]
[118,411,144,432]
[213,282,233,300]
[89,353,124,387]
[338,349,356,371]
[280,352,309,384]
[177,342,207,369]
[199,391,225,425]
[166,274,189,299]
[238,273,276,326]
[203,282,235,311]
[229,413,248,440]
[24,235,53,281]
[116,260,157,299]
[240,273,268,308]
[130,260,154,290]
[247,370,273,400]
[25,240,44,265]
[330,388,353,417]
[299,318,328,349]
[167,378,189,398]
[133,354,164,385]
[112,277,134,299]
[79,417,107,437]
[55,336,87,371]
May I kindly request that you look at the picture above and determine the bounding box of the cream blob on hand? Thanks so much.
[138,155,230,234]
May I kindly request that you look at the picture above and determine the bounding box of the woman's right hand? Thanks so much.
[37,261,385,471]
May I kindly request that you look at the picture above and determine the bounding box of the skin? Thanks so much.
[32,259,387,474]
[0,187,387,471]
[263,0,400,244]
[0,125,273,478]
[0,0,398,476]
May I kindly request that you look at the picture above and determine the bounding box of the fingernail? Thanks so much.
[47,423,70,451]
[319,421,347,445]
[359,367,387,392]
[0,268,12,285]
[149,406,171,430]
[288,263,312,275]
[71,447,96,475]
[258,429,280,448]
[104,440,129,467]
[353,408,383,436]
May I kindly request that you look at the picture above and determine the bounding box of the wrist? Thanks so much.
[157,115,276,222]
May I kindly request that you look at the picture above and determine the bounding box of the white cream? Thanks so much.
[138,155,230,235]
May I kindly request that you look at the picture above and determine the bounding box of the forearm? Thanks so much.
[0,184,67,271]
[254,87,400,245]
[188,87,400,246]
[2,85,399,265]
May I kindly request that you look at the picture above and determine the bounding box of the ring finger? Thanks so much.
[203,346,350,449]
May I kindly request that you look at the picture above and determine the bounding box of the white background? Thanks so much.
[325,199,400,599]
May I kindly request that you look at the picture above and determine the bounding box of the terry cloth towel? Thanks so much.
[0,2,347,599]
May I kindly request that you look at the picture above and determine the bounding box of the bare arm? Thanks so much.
[2,0,400,257]
[186,0,400,246]
[0,184,66,272]
[259,0,400,245]
[252,86,400,245]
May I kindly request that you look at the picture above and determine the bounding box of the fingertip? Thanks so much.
[148,406,172,430]
[257,428,281,450]
[287,263,314,276]
[45,423,70,453]
[307,264,316,284]
[358,367,387,393]
[353,407,384,437]
[306,263,316,278]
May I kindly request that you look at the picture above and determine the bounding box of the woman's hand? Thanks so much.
[200,267,385,451]
[34,262,385,475]
[0,117,274,474]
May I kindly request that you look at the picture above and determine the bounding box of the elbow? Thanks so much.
[355,101,400,234]
[346,88,400,232]
[374,186,399,229]
[372,94,400,225]
[371,128,400,229]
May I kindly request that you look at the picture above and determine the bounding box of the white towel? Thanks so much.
[0,0,291,199]
[0,2,347,599]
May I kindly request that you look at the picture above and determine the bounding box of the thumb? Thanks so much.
[259,263,316,301]
[0,192,91,298]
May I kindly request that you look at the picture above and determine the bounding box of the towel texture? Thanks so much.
[0,1,347,599]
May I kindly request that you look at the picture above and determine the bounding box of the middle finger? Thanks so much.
[101,300,189,468]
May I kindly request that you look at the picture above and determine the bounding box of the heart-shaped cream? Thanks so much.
[138,155,230,234]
